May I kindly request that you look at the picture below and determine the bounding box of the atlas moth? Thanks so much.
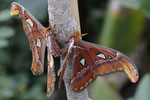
[10,2,139,97]
[10,2,60,97]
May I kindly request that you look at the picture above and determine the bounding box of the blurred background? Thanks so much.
[0,0,150,100]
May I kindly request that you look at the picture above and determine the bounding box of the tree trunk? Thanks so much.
[47,0,90,99]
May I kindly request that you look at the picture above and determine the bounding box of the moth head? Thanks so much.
[10,2,20,16]
[73,30,88,44]
[74,30,88,37]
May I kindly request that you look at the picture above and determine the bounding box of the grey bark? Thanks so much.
[47,0,90,100]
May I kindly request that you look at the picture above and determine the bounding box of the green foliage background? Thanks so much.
[0,0,51,100]
[0,0,150,100]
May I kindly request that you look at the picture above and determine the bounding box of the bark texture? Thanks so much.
[48,0,90,100]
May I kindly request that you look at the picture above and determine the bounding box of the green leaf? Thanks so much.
[0,88,14,99]
[0,26,15,38]
[0,74,29,99]
[119,0,150,18]
[99,7,145,54]
[128,74,150,100]
[0,39,9,48]
[0,76,15,99]
[0,64,6,75]
[0,9,11,22]
[19,85,48,100]
[0,50,11,64]
[91,78,119,100]
[118,0,140,9]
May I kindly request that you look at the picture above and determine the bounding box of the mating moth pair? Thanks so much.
[10,2,139,97]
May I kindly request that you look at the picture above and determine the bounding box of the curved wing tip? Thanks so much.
[32,70,43,75]
[121,56,139,83]
[131,72,139,83]
[10,2,19,8]
[47,92,52,97]
[10,2,20,16]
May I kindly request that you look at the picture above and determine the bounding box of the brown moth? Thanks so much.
[10,2,58,97]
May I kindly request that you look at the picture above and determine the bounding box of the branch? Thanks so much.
[47,0,90,99]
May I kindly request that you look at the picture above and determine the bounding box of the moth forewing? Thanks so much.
[11,2,47,75]
[47,47,55,97]
[70,36,139,91]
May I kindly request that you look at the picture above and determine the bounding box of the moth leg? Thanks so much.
[58,38,74,89]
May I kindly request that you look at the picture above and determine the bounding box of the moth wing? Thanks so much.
[23,9,47,75]
[71,40,139,91]
[47,44,55,97]
[11,2,47,75]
